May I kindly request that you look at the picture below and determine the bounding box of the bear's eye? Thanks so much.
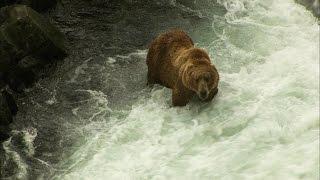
[203,74,211,81]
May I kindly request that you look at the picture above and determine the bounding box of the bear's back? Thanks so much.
[146,29,194,88]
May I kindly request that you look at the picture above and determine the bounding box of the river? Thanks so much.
[2,0,319,179]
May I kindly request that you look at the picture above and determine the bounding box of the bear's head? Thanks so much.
[181,60,219,100]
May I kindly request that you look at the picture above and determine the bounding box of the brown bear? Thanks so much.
[146,29,219,106]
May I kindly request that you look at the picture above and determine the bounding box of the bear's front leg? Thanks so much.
[147,70,156,86]
[172,87,193,106]
[204,87,218,102]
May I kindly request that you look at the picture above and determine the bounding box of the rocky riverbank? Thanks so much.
[0,2,67,144]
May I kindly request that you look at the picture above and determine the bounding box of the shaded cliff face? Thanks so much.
[2,0,319,179]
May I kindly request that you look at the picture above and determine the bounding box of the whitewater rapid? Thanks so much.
[46,0,319,179]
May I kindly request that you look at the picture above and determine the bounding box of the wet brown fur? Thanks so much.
[146,29,219,106]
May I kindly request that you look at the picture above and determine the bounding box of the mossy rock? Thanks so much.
[1,5,67,59]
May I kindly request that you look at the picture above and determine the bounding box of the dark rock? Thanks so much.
[2,90,18,116]
[1,5,67,59]
[0,125,10,142]
[4,67,36,92]
[18,56,42,69]
[0,72,5,89]
[0,30,22,73]
[0,5,67,92]
[0,91,14,126]
[25,0,58,12]
[0,90,16,142]
[0,1,19,8]
[0,34,36,92]
[0,0,58,12]
[18,56,49,80]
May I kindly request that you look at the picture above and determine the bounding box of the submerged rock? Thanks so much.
[1,5,67,59]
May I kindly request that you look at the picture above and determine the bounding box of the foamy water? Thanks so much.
[52,0,319,179]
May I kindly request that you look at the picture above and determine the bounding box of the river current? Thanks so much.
[2,0,319,179]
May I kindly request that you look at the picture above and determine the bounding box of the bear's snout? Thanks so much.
[199,90,209,100]
[197,80,209,100]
